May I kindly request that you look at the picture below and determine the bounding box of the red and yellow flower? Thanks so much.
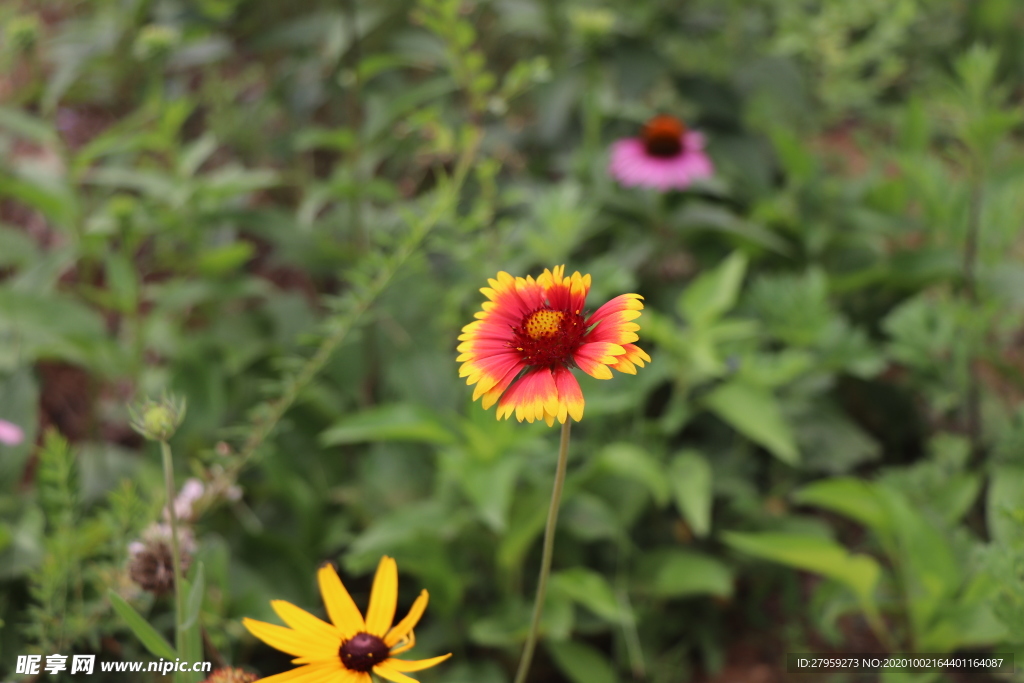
[458,265,650,425]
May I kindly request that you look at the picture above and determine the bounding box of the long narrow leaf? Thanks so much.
[108,590,177,660]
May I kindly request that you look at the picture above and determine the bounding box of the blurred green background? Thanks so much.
[3,0,1024,681]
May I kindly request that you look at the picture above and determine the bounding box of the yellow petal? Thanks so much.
[317,564,366,638]
[242,618,332,659]
[253,663,342,683]
[372,665,420,683]
[365,556,398,636]
[385,590,428,647]
[271,601,341,649]
[384,654,453,673]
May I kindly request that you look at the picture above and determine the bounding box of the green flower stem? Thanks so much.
[160,440,185,655]
[513,419,572,683]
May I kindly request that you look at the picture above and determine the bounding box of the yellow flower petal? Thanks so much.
[317,564,366,638]
[384,654,453,673]
[384,590,428,647]
[271,600,341,648]
[372,665,420,683]
[365,556,398,636]
[255,662,346,683]
[242,618,333,659]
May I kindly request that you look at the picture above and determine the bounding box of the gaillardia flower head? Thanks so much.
[609,115,713,191]
[242,557,450,683]
[458,265,650,425]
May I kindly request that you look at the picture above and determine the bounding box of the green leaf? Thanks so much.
[668,450,713,537]
[181,562,205,631]
[546,641,619,683]
[320,404,455,445]
[793,478,890,539]
[987,466,1024,547]
[196,242,256,276]
[104,252,139,313]
[178,133,218,177]
[640,550,733,598]
[468,598,574,646]
[0,107,59,145]
[723,532,882,624]
[179,563,205,683]
[108,590,177,661]
[596,443,668,507]
[679,251,748,326]
[703,381,798,465]
[0,225,41,269]
[549,568,629,624]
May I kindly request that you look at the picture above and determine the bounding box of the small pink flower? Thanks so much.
[0,419,24,446]
[609,115,714,191]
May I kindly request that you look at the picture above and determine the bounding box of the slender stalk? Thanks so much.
[160,440,186,654]
[964,177,983,461]
[233,128,482,472]
[513,420,572,683]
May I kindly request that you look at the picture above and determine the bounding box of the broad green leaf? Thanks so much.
[0,173,77,232]
[597,443,668,507]
[0,225,41,268]
[987,465,1024,547]
[668,450,713,537]
[674,203,791,255]
[196,242,256,276]
[0,107,59,145]
[549,568,629,624]
[640,550,733,598]
[679,251,748,326]
[451,453,523,533]
[104,252,139,313]
[178,133,218,177]
[546,641,619,683]
[108,590,177,661]
[562,493,623,542]
[723,531,882,626]
[703,381,798,465]
[469,598,573,646]
[320,404,455,445]
[793,478,890,539]
[873,484,960,638]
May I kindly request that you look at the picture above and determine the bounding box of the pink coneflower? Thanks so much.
[609,115,714,191]
[0,419,24,446]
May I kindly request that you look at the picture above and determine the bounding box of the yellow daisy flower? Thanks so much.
[242,557,451,683]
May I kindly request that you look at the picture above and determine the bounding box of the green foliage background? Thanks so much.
[3,0,1024,681]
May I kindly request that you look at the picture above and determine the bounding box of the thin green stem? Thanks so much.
[513,420,572,683]
[233,127,482,472]
[964,176,983,462]
[160,440,185,655]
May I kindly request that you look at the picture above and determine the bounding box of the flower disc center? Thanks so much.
[524,309,565,339]
[339,632,390,673]
[642,115,686,158]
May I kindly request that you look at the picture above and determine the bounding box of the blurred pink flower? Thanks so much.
[609,115,714,191]
[0,419,24,446]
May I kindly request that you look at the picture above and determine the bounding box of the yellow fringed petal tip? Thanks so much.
[457,265,649,425]
[242,557,451,683]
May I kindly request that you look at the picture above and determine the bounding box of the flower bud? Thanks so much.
[129,394,186,442]
[132,24,180,62]
[6,15,41,53]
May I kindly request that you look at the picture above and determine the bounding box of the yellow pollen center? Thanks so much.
[524,310,565,339]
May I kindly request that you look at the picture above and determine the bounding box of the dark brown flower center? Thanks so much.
[642,115,686,158]
[509,307,587,368]
[339,632,390,673]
